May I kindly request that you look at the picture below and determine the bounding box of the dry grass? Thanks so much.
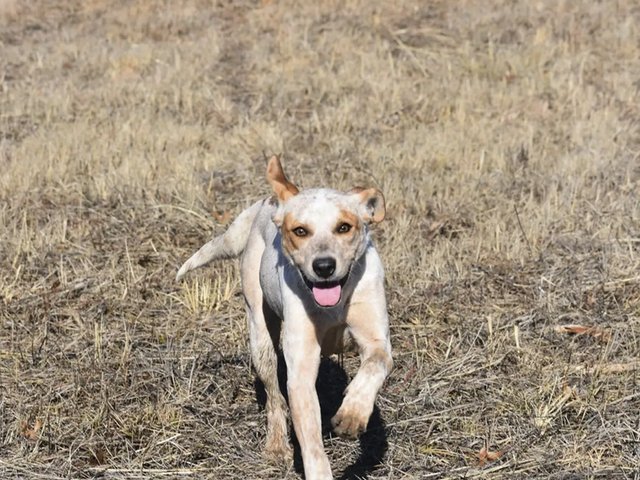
[1,0,639,478]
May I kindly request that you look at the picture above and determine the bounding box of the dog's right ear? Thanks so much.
[266,155,299,202]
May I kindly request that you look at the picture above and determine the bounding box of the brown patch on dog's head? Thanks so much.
[266,155,299,202]
[281,212,312,255]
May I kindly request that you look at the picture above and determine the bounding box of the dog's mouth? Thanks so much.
[300,273,348,307]
[312,282,342,307]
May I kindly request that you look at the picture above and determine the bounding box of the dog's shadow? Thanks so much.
[255,356,388,479]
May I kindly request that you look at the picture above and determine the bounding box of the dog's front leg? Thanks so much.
[332,297,392,439]
[282,310,332,480]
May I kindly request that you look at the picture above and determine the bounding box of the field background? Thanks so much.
[1,0,639,478]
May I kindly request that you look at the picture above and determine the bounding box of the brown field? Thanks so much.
[1,1,639,478]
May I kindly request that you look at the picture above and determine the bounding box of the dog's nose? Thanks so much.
[312,257,336,279]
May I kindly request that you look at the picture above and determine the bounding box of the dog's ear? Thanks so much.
[351,187,386,224]
[266,155,299,202]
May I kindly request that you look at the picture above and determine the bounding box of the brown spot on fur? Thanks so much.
[282,212,312,254]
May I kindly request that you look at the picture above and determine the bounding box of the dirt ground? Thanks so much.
[1,1,639,478]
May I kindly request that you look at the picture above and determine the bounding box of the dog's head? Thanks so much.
[266,155,385,308]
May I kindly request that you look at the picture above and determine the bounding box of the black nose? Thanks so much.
[312,257,336,279]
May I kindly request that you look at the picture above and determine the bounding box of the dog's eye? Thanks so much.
[292,227,308,237]
[337,223,352,234]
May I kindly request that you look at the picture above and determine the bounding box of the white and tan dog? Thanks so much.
[176,156,392,480]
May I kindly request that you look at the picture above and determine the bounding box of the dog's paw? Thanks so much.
[331,404,369,439]
[264,437,293,463]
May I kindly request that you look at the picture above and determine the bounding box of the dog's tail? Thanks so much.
[176,200,264,281]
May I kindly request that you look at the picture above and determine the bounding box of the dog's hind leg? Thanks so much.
[248,301,291,461]
[242,238,291,461]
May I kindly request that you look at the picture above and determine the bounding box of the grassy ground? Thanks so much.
[1,0,639,478]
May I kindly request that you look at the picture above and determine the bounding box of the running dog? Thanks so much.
[176,156,392,480]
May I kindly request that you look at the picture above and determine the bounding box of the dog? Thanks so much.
[176,156,392,480]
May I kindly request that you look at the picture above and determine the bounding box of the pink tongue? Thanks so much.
[312,284,342,307]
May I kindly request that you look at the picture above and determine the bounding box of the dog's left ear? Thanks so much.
[351,187,386,224]
[266,155,299,202]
